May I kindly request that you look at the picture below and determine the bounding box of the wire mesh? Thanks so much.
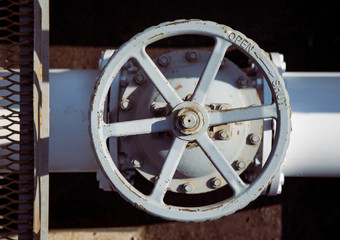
[0,0,34,239]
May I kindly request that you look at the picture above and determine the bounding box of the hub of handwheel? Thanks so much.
[171,102,208,140]
[176,108,202,135]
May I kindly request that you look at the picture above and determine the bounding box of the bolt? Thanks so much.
[179,113,197,129]
[158,55,170,67]
[217,129,230,140]
[151,176,159,183]
[184,94,192,101]
[249,133,261,145]
[120,99,132,110]
[187,50,200,62]
[186,141,197,149]
[183,182,194,193]
[218,104,228,111]
[237,76,251,88]
[219,59,227,69]
[211,177,222,189]
[235,160,247,170]
[134,73,146,85]
[151,102,163,114]
[131,156,142,168]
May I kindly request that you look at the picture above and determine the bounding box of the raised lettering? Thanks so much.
[235,35,242,44]
[228,32,236,41]
[272,80,287,106]
[240,38,248,49]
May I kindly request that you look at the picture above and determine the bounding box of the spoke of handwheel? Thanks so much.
[102,116,171,138]
[135,48,183,109]
[191,38,232,105]
[197,134,247,195]
[149,137,188,203]
[209,104,277,126]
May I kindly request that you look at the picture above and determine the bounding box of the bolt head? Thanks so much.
[134,73,146,85]
[211,177,222,189]
[184,94,192,101]
[235,160,247,170]
[151,102,163,114]
[120,99,131,110]
[131,156,142,168]
[158,55,170,67]
[218,104,228,111]
[183,183,194,193]
[218,129,230,140]
[219,59,227,69]
[249,133,261,145]
[186,141,197,149]
[187,50,200,62]
[238,76,251,88]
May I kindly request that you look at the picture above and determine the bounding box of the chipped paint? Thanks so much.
[147,33,164,41]
[174,84,183,90]
[202,204,224,212]
[162,19,201,27]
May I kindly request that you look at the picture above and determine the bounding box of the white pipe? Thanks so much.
[2,70,340,176]
[283,72,340,177]
[49,69,99,172]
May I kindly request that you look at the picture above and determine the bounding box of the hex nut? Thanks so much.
[183,183,194,193]
[120,98,132,110]
[179,113,198,129]
[211,177,222,189]
[184,94,192,101]
[235,160,247,170]
[131,156,142,168]
[186,141,198,149]
[237,76,251,88]
[219,59,227,69]
[218,129,230,140]
[218,104,228,111]
[134,73,146,85]
[158,55,170,67]
[187,50,200,62]
[249,133,261,145]
[151,102,163,114]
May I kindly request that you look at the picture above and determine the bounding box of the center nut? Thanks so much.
[176,108,203,135]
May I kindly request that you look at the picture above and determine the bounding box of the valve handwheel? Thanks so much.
[90,20,291,221]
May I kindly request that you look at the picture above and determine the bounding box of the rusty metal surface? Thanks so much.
[0,0,35,239]
[32,0,49,238]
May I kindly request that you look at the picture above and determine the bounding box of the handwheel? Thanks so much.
[89,19,291,221]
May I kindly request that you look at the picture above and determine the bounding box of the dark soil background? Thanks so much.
[49,1,340,239]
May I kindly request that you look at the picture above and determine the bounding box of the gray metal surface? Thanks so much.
[90,20,291,221]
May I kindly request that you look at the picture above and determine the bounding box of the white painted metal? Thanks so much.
[49,69,99,172]
[283,72,340,177]
[9,69,332,177]
[89,20,290,221]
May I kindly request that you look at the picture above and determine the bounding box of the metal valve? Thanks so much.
[90,19,291,222]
